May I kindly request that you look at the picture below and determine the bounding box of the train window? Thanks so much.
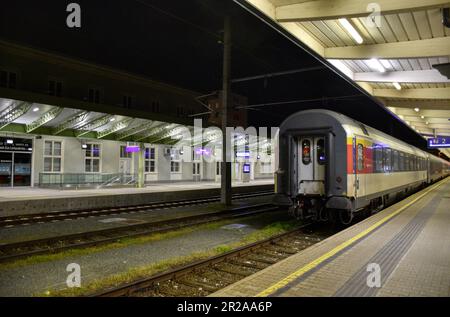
[317,139,326,165]
[374,145,383,173]
[393,150,399,171]
[302,140,311,165]
[384,148,392,172]
[357,144,364,171]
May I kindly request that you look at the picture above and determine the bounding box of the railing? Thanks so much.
[39,173,137,189]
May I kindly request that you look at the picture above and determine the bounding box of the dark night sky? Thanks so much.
[0,0,427,149]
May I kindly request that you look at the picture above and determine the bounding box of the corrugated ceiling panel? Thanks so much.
[384,14,409,42]
[426,9,445,38]
[412,11,433,39]
[300,21,335,47]
[311,21,346,46]
[398,12,420,41]
[358,17,386,44]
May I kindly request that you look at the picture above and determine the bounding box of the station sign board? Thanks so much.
[428,137,450,149]
[0,137,33,152]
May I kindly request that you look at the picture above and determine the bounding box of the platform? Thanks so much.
[212,177,450,297]
[0,180,273,217]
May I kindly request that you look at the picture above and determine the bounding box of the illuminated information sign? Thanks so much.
[428,137,450,149]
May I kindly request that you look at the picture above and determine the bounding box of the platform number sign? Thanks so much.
[428,137,450,149]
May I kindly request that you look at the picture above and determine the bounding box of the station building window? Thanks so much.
[145,147,156,173]
[49,80,63,97]
[88,88,101,104]
[0,70,17,89]
[85,143,101,173]
[123,95,132,108]
[171,161,180,173]
[43,140,62,172]
[119,145,132,159]
[152,101,160,113]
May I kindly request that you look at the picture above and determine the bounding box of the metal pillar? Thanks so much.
[221,16,232,205]
[137,143,145,188]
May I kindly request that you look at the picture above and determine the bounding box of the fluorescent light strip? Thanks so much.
[393,82,402,90]
[338,18,363,44]
[368,58,386,73]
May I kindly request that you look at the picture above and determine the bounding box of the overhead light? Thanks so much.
[368,58,386,73]
[426,122,429,125]
[6,139,14,144]
[110,117,116,122]
[421,116,425,119]
[33,107,40,112]
[338,18,363,44]
[328,59,353,79]
[380,60,392,69]
[414,108,420,112]
[393,82,402,90]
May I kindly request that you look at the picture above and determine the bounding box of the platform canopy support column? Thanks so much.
[221,15,232,206]
[137,143,145,188]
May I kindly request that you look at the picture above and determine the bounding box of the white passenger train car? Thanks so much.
[273,110,450,223]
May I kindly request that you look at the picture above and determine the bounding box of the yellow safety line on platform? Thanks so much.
[256,177,449,297]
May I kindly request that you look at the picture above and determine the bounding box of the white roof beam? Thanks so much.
[276,0,450,22]
[246,0,325,56]
[325,37,450,59]
[355,69,450,84]
[374,88,450,99]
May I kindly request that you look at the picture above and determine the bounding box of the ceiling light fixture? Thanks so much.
[393,82,402,90]
[414,108,420,112]
[33,107,40,112]
[380,60,392,69]
[368,58,386,73]
[110,118,116,122]
[338,18,363,44]
[421,116,425,119]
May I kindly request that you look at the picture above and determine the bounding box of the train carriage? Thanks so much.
[273,109,450,224]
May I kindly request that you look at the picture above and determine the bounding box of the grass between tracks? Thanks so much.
[39,220,297,297]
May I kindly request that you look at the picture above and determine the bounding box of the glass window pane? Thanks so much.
[357,144,364,171]
[150,148,155,160]
[53,158,61,172]
[93,144,100,157]
[93,159,100,172]
[145,161,149,173]
[44,141,52,156]
[53,142,62,156]
[85,159,91,172]
[150,161,155,172]
[317,139,326,165]
[302,140,311,165]
[44,157,52,172]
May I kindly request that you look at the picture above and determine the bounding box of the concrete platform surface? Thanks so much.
[0,179,273,201]
[0,180,274,216]
[212,178,450,297]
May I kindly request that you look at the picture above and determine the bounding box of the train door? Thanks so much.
[298,137,326,195]
[353,136,367,199]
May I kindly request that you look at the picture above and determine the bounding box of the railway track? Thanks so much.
[0,203,279,263]
[93,223,334,297]
[0,190,274,228]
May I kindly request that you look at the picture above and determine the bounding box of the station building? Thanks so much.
[0,40,274,188]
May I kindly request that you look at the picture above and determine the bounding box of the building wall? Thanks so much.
[0,41,204,122]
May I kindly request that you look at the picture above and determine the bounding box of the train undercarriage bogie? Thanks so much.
[289,194,354,224]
